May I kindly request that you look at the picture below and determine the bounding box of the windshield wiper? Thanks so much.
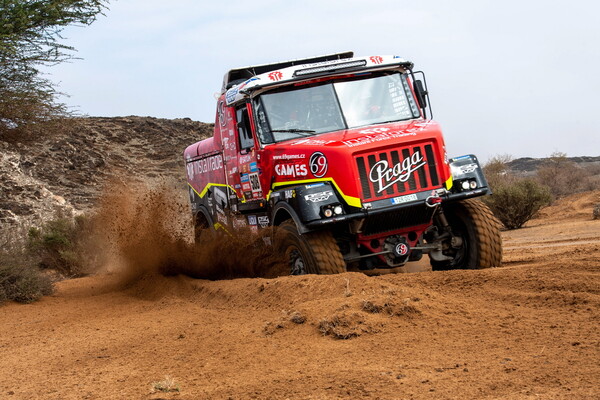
[271,129,316,136]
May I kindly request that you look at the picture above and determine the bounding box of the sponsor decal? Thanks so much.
[225,87,238,104]
[272,154,306,160]
[370,56,383,64]
[249,172,261,193]
[268,71,283,81]
[234,184,241,189]
[249,162,258,172]
[391,193,418,205]
[291,138,336,146]
[218,101,226,127]
[369,151,427,193]
[284,189,295,199]
[257,216,269,228]
[343,130,419,148]
[305,190,334,203]
[305,183,325,188]
[232,217,246,229]
[309,152,328,178]
[237,77,259,90]
[242,182,251,191]
[247,215,257,225]
[275,163,308,177]
[239,154,252,164]
[188,154,224,177]
[459,163,479,174]
[240,173,249,182]
[395,243,409,256]
[213,187,228,207]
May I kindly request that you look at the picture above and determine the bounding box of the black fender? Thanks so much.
[270,182,345,234]
[271,201,309,234]
[194,205,214,230]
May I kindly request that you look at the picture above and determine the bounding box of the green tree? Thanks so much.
[0,0,108,138]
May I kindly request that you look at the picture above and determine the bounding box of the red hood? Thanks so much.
[262,119,451,208]
[270,119,443,154]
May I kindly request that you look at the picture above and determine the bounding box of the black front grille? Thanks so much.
[362,204,436,235]
[356,143,440,201]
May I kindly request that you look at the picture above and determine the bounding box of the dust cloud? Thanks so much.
[87,179,286,285]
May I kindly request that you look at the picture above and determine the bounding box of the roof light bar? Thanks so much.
[294,60,367,77]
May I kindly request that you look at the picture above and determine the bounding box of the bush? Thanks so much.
[0,227,54,304]
[483,178,552,229]
[536,152,597,198]
[0,263,54,304]
[27,214,91,277]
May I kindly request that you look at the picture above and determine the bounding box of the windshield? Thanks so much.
[254,72,421,144]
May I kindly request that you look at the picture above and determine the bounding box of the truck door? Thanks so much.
[224,103,264,207]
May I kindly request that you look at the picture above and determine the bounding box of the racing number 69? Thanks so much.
[309,152,328,178]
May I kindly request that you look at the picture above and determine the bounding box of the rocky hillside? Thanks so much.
[0,116,212,225]
[507,156,600,174]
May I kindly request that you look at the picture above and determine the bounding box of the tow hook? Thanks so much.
[426,196,442,208]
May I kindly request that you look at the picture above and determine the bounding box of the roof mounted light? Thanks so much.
[294,60,367,77]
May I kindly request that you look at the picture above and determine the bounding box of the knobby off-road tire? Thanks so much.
[277,220,346,275]
[431,198,502,270]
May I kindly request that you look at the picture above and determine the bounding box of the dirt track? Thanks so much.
[1,193,599,399]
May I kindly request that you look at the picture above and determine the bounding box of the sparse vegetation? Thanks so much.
[0,226,53,304]
[151,376,180,393]
[536,152,597,198]
[27,213,93,277]
[483,155,553,229]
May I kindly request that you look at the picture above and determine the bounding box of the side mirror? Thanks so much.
[414,80,428,109]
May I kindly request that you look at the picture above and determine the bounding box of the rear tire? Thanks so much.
[431,199,502,270]
[276,220,346,275]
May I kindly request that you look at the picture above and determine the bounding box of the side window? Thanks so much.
[236,105,254,152]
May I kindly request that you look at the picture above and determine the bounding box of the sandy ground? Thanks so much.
[1,193,599,400]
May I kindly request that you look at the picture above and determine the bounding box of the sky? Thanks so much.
[44,0,599,161]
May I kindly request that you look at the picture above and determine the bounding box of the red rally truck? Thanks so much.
[184,52,502,275]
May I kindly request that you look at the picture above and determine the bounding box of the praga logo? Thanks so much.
[309,152,328,178]
[268,71,283,81]
[275,163,308,177]
[369,151,426,193]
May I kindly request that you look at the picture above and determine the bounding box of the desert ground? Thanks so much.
[1,192,599,400]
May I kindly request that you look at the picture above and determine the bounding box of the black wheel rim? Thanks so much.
[288,248,307,275]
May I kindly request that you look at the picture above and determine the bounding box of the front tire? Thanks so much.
[276,220,346,275]
[431,199,502,270]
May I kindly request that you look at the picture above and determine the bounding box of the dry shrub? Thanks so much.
[0,227,54,304]
[483,178,551,229]
[27,213,94,277]
[483,156,552,230]
[536,152,598,198]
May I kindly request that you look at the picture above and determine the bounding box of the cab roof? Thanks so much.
[222,53,414,105]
